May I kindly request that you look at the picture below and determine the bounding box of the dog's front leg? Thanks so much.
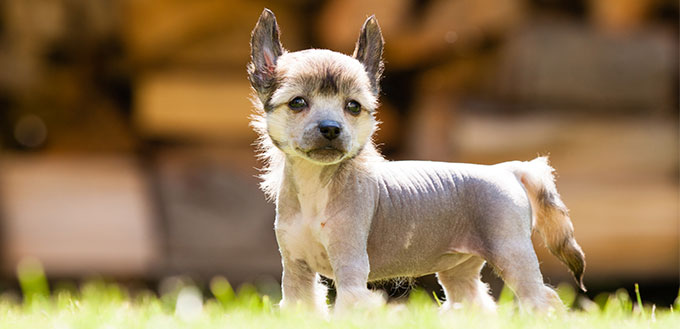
[279,255,328,314]
[323,219,385,314]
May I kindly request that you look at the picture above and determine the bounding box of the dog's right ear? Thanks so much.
[248,9,284,105]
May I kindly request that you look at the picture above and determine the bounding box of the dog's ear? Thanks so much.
[353,15,384,96]
[248,9,284,104]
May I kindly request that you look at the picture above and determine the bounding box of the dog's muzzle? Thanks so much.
[295,120,349,164]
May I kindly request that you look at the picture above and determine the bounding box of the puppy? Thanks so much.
[248,9,585,314]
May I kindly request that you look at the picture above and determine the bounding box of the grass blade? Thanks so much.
[634,283,645,316]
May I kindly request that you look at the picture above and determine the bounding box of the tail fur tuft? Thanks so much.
[509,157,587,291]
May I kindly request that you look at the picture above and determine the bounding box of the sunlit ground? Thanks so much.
[2,260,679,329]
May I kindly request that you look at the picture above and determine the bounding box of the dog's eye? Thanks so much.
[345,100,361,116]
[288,97,307,112]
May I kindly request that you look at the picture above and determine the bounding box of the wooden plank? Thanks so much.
[121,0,304,65]
[134,72,257,143]
[496,22,675,113]
[153,147,280,282]
[0,155,160,277]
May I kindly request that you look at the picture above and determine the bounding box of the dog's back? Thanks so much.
[364,160,533,280]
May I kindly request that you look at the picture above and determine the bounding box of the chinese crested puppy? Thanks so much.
[248,9,585,315]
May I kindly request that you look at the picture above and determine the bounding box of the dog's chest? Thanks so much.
[276,184,334,277]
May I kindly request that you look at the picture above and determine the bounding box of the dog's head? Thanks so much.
[248,9,383,165]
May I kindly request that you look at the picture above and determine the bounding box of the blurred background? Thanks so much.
[0,0,677,306]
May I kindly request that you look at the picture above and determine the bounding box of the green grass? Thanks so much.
[2,260,679,329]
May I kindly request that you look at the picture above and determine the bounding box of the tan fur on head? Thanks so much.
[249,10,383,200]
[266,50,379,162]
[250,49,382,200]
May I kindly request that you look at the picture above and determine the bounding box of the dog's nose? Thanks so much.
[318,120,342,140]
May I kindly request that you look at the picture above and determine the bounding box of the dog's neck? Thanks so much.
[270,143,383,207]
[285,156,341,194]
[280,156,341,219]
[282,143,382,192]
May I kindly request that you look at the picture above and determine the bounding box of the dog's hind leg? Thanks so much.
[436,256,496,312]
[486,240,564,312]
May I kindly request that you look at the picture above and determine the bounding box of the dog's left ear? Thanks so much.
[353,15,384,96]
[248,9,284,104]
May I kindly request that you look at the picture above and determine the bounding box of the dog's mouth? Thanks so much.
[298,146,345,163]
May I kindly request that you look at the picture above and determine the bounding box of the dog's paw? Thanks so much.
[333,288,386,316]
[518,287,566,315]
[279,298,329,317]
[440,300,497,314]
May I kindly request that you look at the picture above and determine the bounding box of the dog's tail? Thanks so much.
[504,156,586,291]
